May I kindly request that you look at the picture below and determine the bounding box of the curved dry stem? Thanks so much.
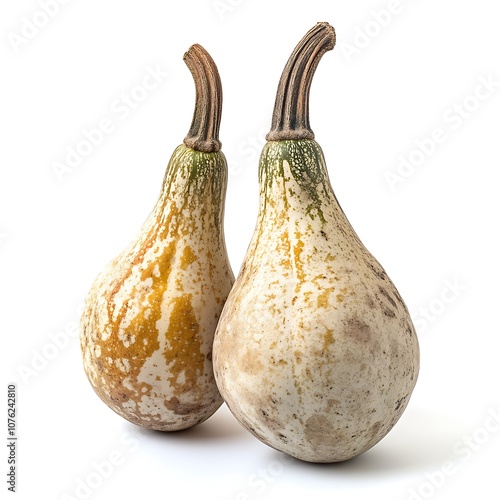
[183,44,222,153]
[266,22,336,142]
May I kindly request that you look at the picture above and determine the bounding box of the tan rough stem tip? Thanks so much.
[266,22,336,142]
[183,44,223,153]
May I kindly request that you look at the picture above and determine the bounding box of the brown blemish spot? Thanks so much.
[395,394,408,412]
[164,396,204,416]
[344,318,371,343]
[368,262,386,280]
[240,349,264,374]
[294,380,303,395]
[378,286,397,309]
[369,421,382,440]
[258,405,284,435]
[271,355,287,366]
[365,295,376,309]
[305,414,339,449]
[294,350,302,363]
[383,308,396,318]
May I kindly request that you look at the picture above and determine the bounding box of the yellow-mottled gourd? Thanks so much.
[213,23,420,462]
[80,44,234,431]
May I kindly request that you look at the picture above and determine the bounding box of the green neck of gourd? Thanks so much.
[260,23,336,223]
[155,145,227,237]
[258,139,334,224]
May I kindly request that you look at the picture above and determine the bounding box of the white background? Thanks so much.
[1,1,499,499]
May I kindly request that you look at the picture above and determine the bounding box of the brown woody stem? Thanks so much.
[183,44,222,153]
[266,22,336,142]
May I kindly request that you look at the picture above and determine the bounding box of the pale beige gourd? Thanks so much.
[213,23,420,462]
[80,44,234,431]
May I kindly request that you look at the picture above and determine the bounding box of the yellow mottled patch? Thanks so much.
[91,214,179,413]
[164,294,205,397]
[180,245,197,270]
[336,287,349,303]
[81,146,233,430]
[268,302,279,315]
[277,231,292,270]
[317,287,335,308]
[323,329,334,349]
[312,274,326,285]
[293,236,305,283]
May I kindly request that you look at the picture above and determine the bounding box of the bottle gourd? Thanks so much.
[80,45,234,431]
[213,23,420,462]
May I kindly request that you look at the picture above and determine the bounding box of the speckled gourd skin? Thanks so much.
[213,139,420,462]
[81,145,234,431]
